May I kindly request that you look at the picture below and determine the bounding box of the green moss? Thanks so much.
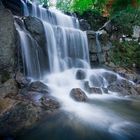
[111,41,140,68]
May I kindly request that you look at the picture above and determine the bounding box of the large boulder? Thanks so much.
[0,101,41,135]
[89,75,104,87]
[70,88,87,102]
[28,81,50,94]
[84,81,102,94]
[0,79,18,98]
[0,98,16,115]
[24,16,46,48]
[102,72,117,84]
[40,96,60,111]
[15,71,30,88]
[108,79,139,96]
[75,69,86,80]
[19,81,50,105]
[0,8,17,83]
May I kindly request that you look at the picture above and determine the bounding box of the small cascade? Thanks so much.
[15,17,48,79]
[95,32,102,63]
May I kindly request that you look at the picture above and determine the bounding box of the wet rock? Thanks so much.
[28,81,50,94]
[15,71,30,87]
[79,19,91,31]
[40,96,60,111]
[19,91,44,106]
[108,83,129,95]
[0,79,18,98]
[1,0,23,16]
[84,81,102,94]
[19,81,50,106]
[87,31,97,55]
[87,29,112,66]
[70,88,87,102]
[24,16,46,48]
[135,85,140,94]
[76,69,86,80]
[99,30,110,45]
[102,72,117,84]
[0,98,16,114]
[0,8,17,82]
[0,102,41,135]
[89,75,104,87]
[108,79,139,96]
[102,88,108,94]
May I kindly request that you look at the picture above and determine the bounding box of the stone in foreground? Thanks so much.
[70,88,88,102]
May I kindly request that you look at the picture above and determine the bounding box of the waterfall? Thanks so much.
[14,2,140,139]
[15,0,90,79]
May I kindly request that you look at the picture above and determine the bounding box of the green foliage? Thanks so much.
[111,41,140,68]
[56,0,72,12]
[111,0,140,15]
[37,0,140,16]
[70,0,93,14]
[111,8,140,35]
[56,0,108,14]
[41,0,48,4]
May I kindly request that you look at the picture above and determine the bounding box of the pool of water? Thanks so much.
[15,95,140,140]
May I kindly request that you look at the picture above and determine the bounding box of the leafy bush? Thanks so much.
[111,41,140,68]
[110,8,140,35]
[111,0,140,15]
[56,0,108,14]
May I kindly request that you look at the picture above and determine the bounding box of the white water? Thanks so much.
[15,1,140,138]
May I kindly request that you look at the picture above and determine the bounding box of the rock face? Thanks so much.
[79,19,91,31]
[0,98,16,114]
[0,101,41,135]
[1,0,23,16]
[24,16,46,49]
[70,88,87,102]
[19,81,51,105]
[0,79,18,98]
[0,78,60,136]
[0,8,17,83]
[15,71,30,87]
[87,30,112,66]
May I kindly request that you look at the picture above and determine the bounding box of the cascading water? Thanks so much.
[15,1,140,140]
[16,0,89,77]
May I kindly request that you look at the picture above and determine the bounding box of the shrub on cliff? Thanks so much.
[111,41,140,68]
